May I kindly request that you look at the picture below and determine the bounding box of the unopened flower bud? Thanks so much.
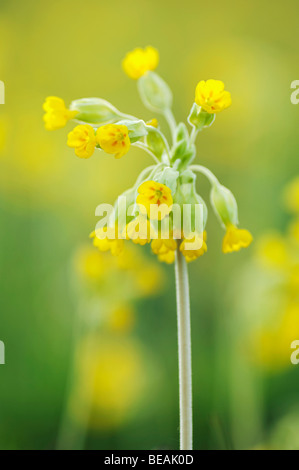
[210,183,238,228]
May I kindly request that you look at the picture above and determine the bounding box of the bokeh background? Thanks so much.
[1,0,299,450]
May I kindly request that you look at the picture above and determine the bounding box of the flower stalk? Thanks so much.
[175,248,193,450]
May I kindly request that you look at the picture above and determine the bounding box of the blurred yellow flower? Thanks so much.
[90,227,124,256]
[74,242,164,302]
[251,304,299,371]
[222,224,253,253]
[135,264,164,294]
[67,124,97,159]
[107,305,135,333]
[122,46,159,80]
[115,244,163,295]
[43,96,77,131]
[283,176,299,213]
[288,219,299,244]
[180,231,207,263]
[96,124,130,159]
[75,246,106,280]
[256,234,289,269]
[137,181,173,220]
[195,80,232,114]
[116,244,143,270]
[70,335,148,429]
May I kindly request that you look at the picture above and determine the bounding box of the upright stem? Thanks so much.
[175,248,193,450]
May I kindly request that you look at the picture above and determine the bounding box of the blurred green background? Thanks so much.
[1,0,299,450]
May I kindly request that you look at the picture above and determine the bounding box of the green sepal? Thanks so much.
[188,103,215,131]
[70,98,124,125]
[146,128,165,159]
[171,141,196,170]
[210,183,239,228]
[138,72,172,113]
[173,170,208,234]
[176,122,189,142]
[117,119,148,143]
[153,166,180,195]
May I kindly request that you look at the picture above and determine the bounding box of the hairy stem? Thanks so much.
[175,248,193,450]
[133,142,161,164]
[190,127,199,145]
[189,164,219,186]
[164,109,177,145]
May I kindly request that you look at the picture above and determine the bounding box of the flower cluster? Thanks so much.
[43,46,252,264]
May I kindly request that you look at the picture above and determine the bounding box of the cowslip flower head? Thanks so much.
[195,80,231,114]
[222,224,253,254]
[67,124,97,159]
[137,181,173,220]
[180,231,208,263]
[43,96,78,130]
[122,46,159,80]
[90,227,124,256]
[45,47,251,264]
[96,124,130,159]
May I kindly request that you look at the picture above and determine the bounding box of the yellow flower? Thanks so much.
[195,80,232,114]
[146,118,159,128]
[158,250,176,264]
[43,96,78,131]
[222,224,253,253]
[122,46,159,80]
[67,124,97,159]
[137,181,173,220]
[124,216,153,246]
[151,237,177,264]
[151,238,177,254]
[96,124,130,159]
[90,227,124,256]
[180,231,207,263]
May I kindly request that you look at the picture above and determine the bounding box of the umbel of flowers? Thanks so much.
[43,46,252,262]
[43,46,252,450]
